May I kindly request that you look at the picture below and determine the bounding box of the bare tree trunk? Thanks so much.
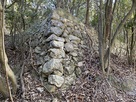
[0,1,17,98]
[107,0,117,75]
[127,25,135,65]
[103,0,113,73]
[85,0,90,26]
[70,0,76,15]
[98,0,105,73]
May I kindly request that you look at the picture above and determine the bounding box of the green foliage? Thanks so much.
[91,14,98,27]
[5,0,50,32]
[124,16,136,29]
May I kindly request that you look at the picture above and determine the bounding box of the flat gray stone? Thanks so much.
[42,59,63,75]
[73,30,82,38]
[54,70,63,76]
[50,40,64,49]
[49,48,65,58]
[52,11,60,19]
[46,34,65,42]
[77,61,84,67]
[72,57,78,62]
[62,30,69,38]
[44,55,51,62]
[60,17,67,23]
[34,46,41,54]
[64,43,74,52]
[69,35,81,43]
[65,66,75,75]
[51,20,63,27]
[70,52,78,57]
[67,27,71,33]
[40,51,46,56]
[44,82,56,92]
[48,75,64,87]
[36,57,44,65]
[65,38,70,43]
[67,22,74,27]
[51,27,63,36]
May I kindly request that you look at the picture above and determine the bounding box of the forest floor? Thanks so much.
[1,35,136,102]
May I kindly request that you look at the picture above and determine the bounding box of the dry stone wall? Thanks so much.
[29,9,98,92]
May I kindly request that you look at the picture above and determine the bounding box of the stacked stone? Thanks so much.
[32,9,97,92]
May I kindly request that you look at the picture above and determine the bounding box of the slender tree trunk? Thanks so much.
[98,0,105,73]
[70,0,76,15]
[128,26,135,65]
[103,0,113,72]
[75,3,80,17]
[85,0,90,26]
[0,0,17,98]
[107,0,117,75]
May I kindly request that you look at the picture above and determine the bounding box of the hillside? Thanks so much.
[1,9,136,102]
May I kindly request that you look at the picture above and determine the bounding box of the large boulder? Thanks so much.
[42,59,63,75]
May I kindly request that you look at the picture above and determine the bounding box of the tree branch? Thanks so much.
[105,0,136,61]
